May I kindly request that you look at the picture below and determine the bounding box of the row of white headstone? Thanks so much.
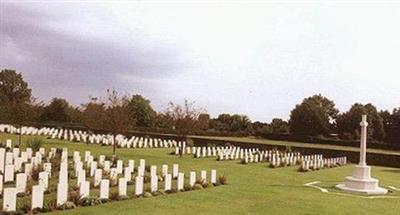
[0,124,185,149]
[299,156,347,171]
[174,146,304,165]
[0,146,218,212]
[174,146,348,171]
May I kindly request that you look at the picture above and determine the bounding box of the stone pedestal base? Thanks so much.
[336,165,388,195]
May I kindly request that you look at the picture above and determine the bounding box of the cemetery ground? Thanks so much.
[1,133,400,215]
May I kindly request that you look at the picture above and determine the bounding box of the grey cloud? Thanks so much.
[0,3,183,104]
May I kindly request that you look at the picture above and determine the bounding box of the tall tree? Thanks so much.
[0,69,33,145]
[165,100,204,157]
[0,69,32,104]
[81,97,107,131]
[289,94,338,136]
[270,118,290,134]
[127,94,156,128]
[198,113,210,131]
[40,98,72,123]
[336,103,385,141]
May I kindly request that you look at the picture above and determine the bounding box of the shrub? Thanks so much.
[144,192,153,198]
[41,200,57,213]
[218,175,228,185]
[68,190,80,205]
[31,164,43,181]
[58,201,76,210]
[16,198,31,214]
[193,184,203,190]
[152,191,163,196]
[26,138,43,152]
[184,184,192,191]
[79,196,102,206]
[110,191,120,201]
[165,188,177,194]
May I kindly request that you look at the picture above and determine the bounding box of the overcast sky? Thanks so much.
[1,1,399,122]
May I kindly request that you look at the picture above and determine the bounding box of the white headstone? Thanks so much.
[151,175,158,192]
[31,185,44,209]
[16,173,27,193]
[4,164,14,182]
[100,179,110,199]
[211,169,217,184]
[164,174,172,191]
[189,171,196,187]
[118,178,127,196]
[201,170,207,182]
[177,173,184,191]
[80,181,90,199]
[150,165,157,177]
[161,164,168,177]
[57,183,68,206]
[94,169,103,187]
[3,187,16,212]
[135,176,144,196]
[172,164,179,178]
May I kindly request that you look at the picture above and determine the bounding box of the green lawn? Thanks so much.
[1,133,400,215]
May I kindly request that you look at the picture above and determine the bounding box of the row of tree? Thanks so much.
[1,69,399,145]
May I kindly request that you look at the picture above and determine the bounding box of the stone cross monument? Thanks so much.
[336,115,387,195]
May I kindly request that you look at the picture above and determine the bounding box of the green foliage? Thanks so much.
[79,196,103,206]
[193,184,204,190]
[336,103,385,141]
[0,69,32,104]
[26,137,43,152]
[127,94,157,127]
[40,98,73,122]
[218,175,228,185]
[58,201,76,210]
[289,94,338,136]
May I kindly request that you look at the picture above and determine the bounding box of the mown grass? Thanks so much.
[1,133,399,215]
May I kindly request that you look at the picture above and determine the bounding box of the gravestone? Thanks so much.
[116,160,123,174]
[189,171,196,187]
[5,152,13,165]
[119,178,127,196]
[3,188,16,212]
[172,164,179,178]
[43,163,52,178]
[94,169,103,187]
[201,170,207,181]
[150,165,157,177]
[164,174,172,191]
[0,175,3,195]
[162,164,168,177]
[57,183,68,206]
[135,176,144,196]
[16,173,27,193]
[31,185,44,209]
[177,173,184,191]
[0,148,5,173]
[80,181,90,198]
[128,160,135,173]
[124,167,132,181]
[151,175,158,192]
[90,161,97,177]
[110,168,118,186]
[100,179,110,199]
[77,170,86,186]
[4,164,14,182]
[211,169,217,184]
